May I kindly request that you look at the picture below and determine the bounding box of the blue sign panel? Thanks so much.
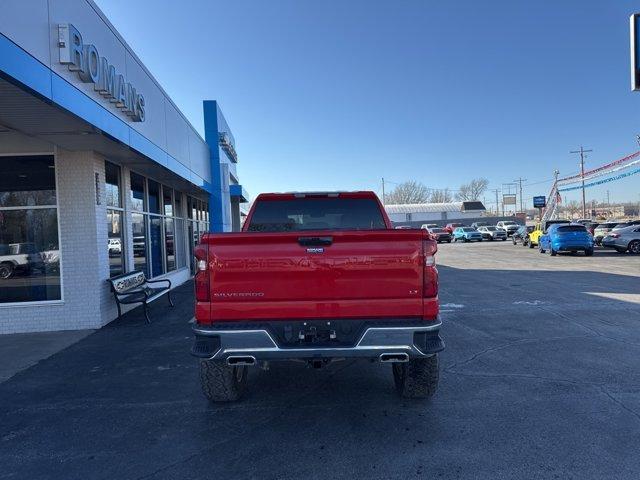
[533,196,546,208]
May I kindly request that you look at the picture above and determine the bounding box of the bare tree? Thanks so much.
[455,178,489,201]
[429,188,453,203]
[562,200,581,219]
[385,181,430,204]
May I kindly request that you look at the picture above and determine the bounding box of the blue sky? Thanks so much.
[95,0,640,209]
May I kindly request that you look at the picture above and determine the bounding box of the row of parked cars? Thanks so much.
[420,221,520,243]
[511,219,640,255]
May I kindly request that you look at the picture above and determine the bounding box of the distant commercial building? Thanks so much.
[589,206,626,219]
[385,201,487,226]
[0,0,248,333]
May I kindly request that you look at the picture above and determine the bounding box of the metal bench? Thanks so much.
[108,270,174,323]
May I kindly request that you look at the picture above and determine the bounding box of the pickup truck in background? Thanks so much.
[191,191,444,402]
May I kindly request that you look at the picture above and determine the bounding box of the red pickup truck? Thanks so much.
[191,191,443,401]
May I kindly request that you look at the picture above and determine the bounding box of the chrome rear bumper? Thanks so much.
[192,320,443,362]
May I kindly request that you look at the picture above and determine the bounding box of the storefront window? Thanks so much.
[187,196,203,274]
[148,180,160,214]
[175,194,183,218]
[0,155,61,303]
[173,193,186,269]
[164,217,175,271]
[188,221,196,274]
[105,162,121,208]
[129,172,190,277]
[130,172,146,212]
[163,186,173,216]
[149,216,163,277]
[131,212,148,275]
[106,162,124,277]
[162,187,176,272]
[175,217,185,269]
[107,210,124,277]
[191,197,197,221]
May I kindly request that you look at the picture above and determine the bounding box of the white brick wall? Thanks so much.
[0,149,192,334]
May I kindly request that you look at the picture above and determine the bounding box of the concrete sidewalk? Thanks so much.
[0,329,93,383]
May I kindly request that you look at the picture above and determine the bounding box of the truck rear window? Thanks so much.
[247,198,387,232]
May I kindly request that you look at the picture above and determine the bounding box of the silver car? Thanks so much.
[611,220,640,232]
[477,226,507,241]
[602,225,640,254]
[496,221,519,236]
[593,222,619,245]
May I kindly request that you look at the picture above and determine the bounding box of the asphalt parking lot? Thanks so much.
[1,241,640,479]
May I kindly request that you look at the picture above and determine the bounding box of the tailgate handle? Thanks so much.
[298,236,333,246]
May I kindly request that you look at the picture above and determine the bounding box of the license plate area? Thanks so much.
[270,320,366,348]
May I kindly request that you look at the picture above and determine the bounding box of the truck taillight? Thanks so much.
[194,244,210,302]
[423,239,438,298]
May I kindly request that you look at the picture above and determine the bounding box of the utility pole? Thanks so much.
[513,177,527,214]
[570,146,593,219]
[490,189,500,215]
[606,190,610,206]
[381,178,385,205]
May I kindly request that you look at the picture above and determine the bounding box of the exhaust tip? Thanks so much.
[379,353,410,363]
[226,356,256,366]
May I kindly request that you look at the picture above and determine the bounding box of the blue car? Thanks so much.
[453,227,483,242]
[539,224,594,256]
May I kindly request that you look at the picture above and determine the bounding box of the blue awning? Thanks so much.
[230,184,249,203]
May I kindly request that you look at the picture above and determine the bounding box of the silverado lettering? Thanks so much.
[212,292,265,298]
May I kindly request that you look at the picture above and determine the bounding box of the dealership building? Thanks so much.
[0,0,249,334]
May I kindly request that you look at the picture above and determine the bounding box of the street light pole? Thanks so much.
[490,188,500,215]
[570,146,593,219]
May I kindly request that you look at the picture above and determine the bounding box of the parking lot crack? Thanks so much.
[445,370,605,387]
[444,335,589,372]
[599,387,640,424]
[542,308,640,348]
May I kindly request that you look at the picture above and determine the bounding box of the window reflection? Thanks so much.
[163,186,173,216]
[149,216,163,277]
[107,210,124,277]
[175,217,185,269]
[165,217,175,271]
[106,162,124,277]
[0,156,56,208]
[131,213,148,276]
[0,208,61,303]
[105,162,121,208]
[130,172,145,211]
[148,180,160,214]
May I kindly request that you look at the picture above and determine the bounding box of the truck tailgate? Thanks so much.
[204,230,425,321]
